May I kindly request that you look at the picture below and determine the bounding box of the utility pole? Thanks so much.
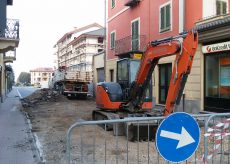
[104,0,107,82]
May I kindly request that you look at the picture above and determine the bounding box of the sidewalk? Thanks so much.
[0,88,39,164]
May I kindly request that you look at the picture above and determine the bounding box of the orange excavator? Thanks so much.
[93,31,198,139]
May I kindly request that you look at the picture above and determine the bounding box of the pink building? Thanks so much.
[105,0,230,113]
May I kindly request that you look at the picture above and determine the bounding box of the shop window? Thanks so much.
[205,55,230,99]
[216,0,227,15]
[159,2,171,32]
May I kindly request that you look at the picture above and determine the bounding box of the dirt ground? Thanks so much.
[21,90,163,164]
[21,90,96,163]
[21,89,226,164]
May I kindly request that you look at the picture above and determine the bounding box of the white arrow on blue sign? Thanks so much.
[156,112,200,163]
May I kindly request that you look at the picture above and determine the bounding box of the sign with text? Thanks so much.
[202,41,230,53]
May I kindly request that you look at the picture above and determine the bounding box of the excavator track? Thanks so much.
[92,109,161,141]
[92,109,124,135]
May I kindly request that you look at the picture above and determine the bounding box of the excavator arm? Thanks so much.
[129,31,198,116]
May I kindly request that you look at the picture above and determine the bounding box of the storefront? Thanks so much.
[203,41,230,112]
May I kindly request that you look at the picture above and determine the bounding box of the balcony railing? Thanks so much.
[124,0,140,7]
[4,50,16,63]
[115,35,147,56]
[0,19,19,40]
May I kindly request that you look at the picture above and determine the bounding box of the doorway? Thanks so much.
[159,63,172,104]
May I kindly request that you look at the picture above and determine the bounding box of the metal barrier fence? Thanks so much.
[66,113,230,164]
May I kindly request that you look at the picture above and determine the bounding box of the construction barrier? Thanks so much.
[66,113,230,164]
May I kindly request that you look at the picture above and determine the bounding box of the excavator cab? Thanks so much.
[96,58,152,111]
[117,58,152,102]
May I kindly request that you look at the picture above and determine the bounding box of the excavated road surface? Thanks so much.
[22,93,96,163]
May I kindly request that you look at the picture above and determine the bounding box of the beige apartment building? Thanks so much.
[30,67,53,88]
[0,0,19,102]
[54,23,105,72]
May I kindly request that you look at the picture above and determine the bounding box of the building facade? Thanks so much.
[67,28,105,72]
[54,23,105,72]
[0,0,19,102]
[30,68,53,88]
[106,0,230,113]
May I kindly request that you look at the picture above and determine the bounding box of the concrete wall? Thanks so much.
[105,59,117,82]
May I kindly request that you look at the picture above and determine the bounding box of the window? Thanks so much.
[117,60,128,81]
[131,19,139,51]
[98,49,103,53]
[112,0,115,8]
[98,37,103,44]
[110,31,115,49]
[160,3,171,32]
[216,0,227,15]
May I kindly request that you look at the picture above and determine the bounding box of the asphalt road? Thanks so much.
[15,86,39,99]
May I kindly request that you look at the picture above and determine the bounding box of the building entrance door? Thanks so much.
[159,63,172,104]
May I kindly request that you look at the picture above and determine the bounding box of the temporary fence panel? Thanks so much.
[204,113,230,164]
[66,113,230,164]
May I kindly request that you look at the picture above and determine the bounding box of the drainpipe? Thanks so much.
[104,0,107,81]
[179,0,185,33]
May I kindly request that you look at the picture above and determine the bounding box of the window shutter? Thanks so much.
[222,1,227,14]
[160,7,164,30]
[166,4,170,28]
[216,1,221,15]
[132,22,135,38]
[111,32,115,49]
[112,0,115,8]
[132,21,139,39]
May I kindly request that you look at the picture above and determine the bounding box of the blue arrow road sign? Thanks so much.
[156,112,200,163]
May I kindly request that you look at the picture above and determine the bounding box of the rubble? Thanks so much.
[21,89,60,108]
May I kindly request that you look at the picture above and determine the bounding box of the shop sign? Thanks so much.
[202,41,230,53]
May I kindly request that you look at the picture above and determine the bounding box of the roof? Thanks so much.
[196,14,230,32]
[84,28,105,36]
[69,28,105,46]
[56,23,103,44]
[30,67,53,72]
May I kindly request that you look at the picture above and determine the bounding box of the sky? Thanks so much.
[7,0,105,79]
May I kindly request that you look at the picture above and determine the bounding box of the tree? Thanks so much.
[17,72,31,84]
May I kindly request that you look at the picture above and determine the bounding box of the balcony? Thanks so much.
[115,35,147,56]
[4,50,16,63]
[0,19,19,53]
[124,0,140,7]
[195,13,230,42]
